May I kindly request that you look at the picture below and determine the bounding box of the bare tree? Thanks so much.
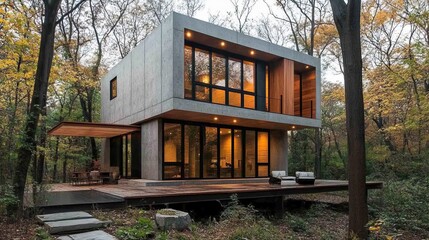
[330,0,368,238]
[229,0,257,34]
[178,0,204,17]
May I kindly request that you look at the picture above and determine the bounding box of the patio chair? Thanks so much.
[295,171,315,185]
[269,171,295,184]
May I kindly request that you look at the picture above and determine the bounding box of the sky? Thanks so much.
[192,0,344,84]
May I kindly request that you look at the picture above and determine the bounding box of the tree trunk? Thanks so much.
[329,0,368,238]
[13,0,62,209]
[52,137,60,182]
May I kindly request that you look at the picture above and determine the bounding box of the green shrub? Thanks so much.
[369,177,429,233]
[221,194,258,223]
[0,188,19,217]
[283,213,308,233]
[116,217,155,240]
[35,227,53,240]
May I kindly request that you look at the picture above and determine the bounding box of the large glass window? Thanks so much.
[184,45,256,110]
[212,53,226,87]
[163,121,269,179]
[243,61,255,92]
[212,88,225,104]
[234,130,243,178]
[184,125,200,178]
[184,46,193,98]
[257,132,269,177]
[203,127,218,178]
[220,128,232,178]
[163,123,182,179]
[245,130,256,177]
[228,58,242,90]
[195,48,210,84]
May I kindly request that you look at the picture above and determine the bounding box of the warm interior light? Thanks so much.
[305,65,310,69]
[233,119,237,123]
[250,50,255,55]
[292,126,296,129]
[186,31,192,37]
[228,130,231,133]
[214,117,218,120]
[221,41,225,46]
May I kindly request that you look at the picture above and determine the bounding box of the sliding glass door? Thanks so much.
[162,120,269,180]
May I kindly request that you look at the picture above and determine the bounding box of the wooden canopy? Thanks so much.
[48,121,140,138]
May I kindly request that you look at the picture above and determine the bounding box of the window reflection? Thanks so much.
[184,125,200,178]
[243,61,255,92]
[184,46,193,98]
[195,48,210,84]
[228,58,241,90]
[212,53,226,87]
[195,85,209,102]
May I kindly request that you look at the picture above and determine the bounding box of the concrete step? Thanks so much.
[57,230,117,240]
[45,218,110,234]
[36,211,93,223]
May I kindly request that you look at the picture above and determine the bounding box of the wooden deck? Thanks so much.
[41,179,382,211]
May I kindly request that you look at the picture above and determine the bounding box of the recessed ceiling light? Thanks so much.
[233,119,237,123]
[250,50,255,55]
[305,65,310,69]
[221,41,225,46]
[214,117,218,120]
[186,31,192,37]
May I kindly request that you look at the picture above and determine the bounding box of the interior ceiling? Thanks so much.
[48,121,141,138]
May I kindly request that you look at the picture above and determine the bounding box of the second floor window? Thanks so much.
[184,44,256,110]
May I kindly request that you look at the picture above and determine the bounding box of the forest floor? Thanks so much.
[1,192,427,240]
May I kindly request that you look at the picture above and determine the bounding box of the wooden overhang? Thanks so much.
[48,121,140,138]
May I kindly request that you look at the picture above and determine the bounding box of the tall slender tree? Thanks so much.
[329,0,367,238]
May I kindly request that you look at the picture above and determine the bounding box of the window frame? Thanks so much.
[110,77,117,100]
[184,41,259,110]
[162,119,270,180]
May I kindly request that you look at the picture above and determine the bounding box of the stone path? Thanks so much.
[36,211,117,239]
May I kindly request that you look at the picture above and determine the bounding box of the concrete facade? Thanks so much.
[101,12,322,180]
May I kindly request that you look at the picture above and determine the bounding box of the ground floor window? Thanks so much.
[162,120,269,179]
[110,132,141,178]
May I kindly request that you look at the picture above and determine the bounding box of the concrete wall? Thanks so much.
[141,119,162,180]
[270,130,288,174]
[101,15,175,125]
[101,12,321,127]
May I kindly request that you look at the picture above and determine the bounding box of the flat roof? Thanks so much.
[48,121,140,138]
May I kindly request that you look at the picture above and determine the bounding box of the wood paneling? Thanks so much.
[293,70,316,118]
[48,122,140,138]
[269,59,294,115]
[301,70,316,118]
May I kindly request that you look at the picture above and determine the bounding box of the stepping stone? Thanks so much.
[44,218,110,234]
[58,230,117,240]
[37,211,93,223]
[156,208,191,231]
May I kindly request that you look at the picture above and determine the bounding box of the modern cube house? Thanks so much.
[100,12,321,180]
